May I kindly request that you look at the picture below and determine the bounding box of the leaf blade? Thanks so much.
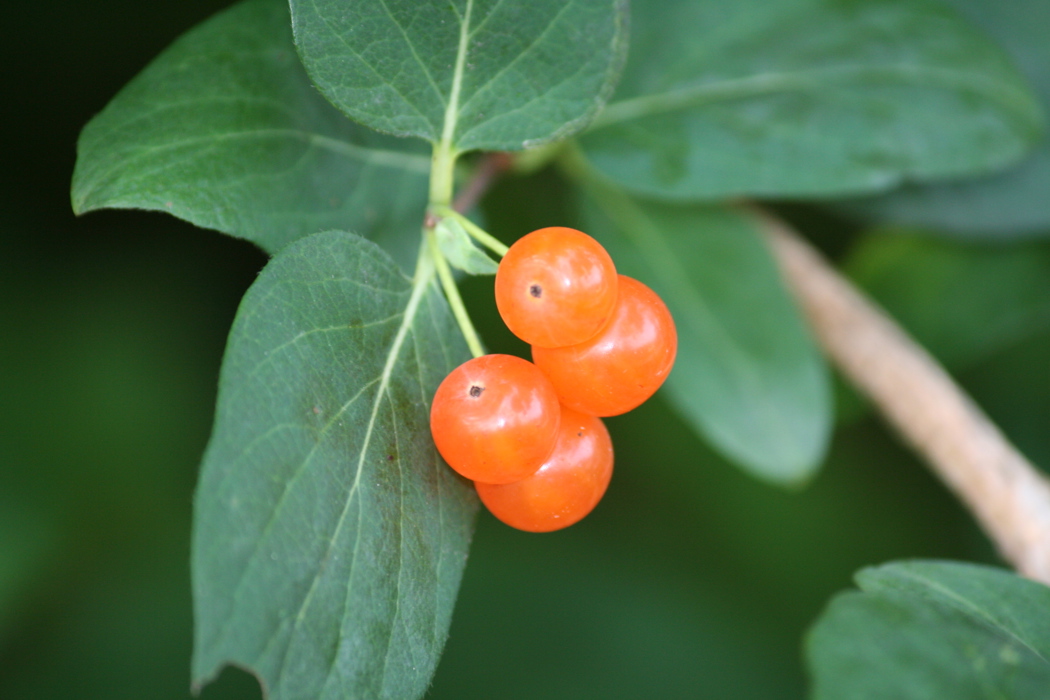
[807,561,1050,700]
[578,0,1044,200]
[839,0,1050,237]
[71,0,430,266]
[191,231,476,699]
[289,0,629,152]
[434,217,499,275]
[580,184,831,484]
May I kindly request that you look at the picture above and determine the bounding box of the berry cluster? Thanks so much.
[431,227,677,532]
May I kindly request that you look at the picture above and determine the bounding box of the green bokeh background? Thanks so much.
[1,1,1047,698]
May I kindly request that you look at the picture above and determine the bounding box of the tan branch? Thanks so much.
[758,212,1050,584]
[452,153,512,215]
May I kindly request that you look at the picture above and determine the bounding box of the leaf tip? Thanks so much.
[69,187,93,217]
[191,659,269,700]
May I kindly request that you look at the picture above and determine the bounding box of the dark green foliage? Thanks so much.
[191,232,476,698]
[71,0,431,267]
[581,189,830,484]
[577,0,1044,200]
[843,0,1050,237]
[808,561,1050,699]
[290,0,629,151]
[25,0,1050,698]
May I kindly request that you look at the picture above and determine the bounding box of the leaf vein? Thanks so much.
[308,0,436,130]
[267,258,435,691]
[375,0,447,106]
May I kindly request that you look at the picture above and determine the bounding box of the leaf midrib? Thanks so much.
[883,568,1050,667]
[202,254,435,661]
[588,64,1042,131]
[268,252,437,690]
[74,128,430,213]
[438,0,475,151]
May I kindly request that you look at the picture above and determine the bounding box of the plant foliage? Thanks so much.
[65,0,1050,697]
[808,561,1050,699]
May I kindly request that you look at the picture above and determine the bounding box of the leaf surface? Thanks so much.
[578,0,1044,200]
[434,217,498,275]
[581,186,831,484]
[289,0,628,151]
[807,560,1050,699]
[191,231,477,699]
[72,0,430,266]
[841,0,1050,237]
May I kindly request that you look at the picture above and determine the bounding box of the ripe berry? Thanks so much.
[430,354,560,484]
[532,275,676,417]
[476,406,613,532]
[495,227,618,348]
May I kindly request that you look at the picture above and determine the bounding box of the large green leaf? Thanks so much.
[289,0,628,152]
[807,560,1050,699]
[845,230,1050,367]
[577,0,1044,201]
[191,231,477,699]
[71,0,431,266]
[580,184,831,484]
[841,0,1050,237]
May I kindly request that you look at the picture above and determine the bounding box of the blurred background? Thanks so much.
[1,1,1047,698]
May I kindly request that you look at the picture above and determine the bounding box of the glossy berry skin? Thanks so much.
[430,354,560,484]
[476,406,613,532]
[495,227,618,348]
[533,275,676,417]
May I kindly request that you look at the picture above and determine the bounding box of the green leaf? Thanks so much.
[845,230,1050,367]
[191,231,477,699]
[434,217,498,275]
[840,0,1050,237]
[807,560,1050,699]
[289,0,629,152]
[71,0,431,267]
[577,0,1044,201]
[580,183,831,484]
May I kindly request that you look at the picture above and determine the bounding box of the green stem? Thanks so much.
[427,228,485,358]
[430,141,458,206]
[434,207,509,257]
[427,140,487,356]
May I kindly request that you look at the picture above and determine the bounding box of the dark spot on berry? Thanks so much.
[529,284,542,298]
[469,385,484,398]
[577,431,583,437]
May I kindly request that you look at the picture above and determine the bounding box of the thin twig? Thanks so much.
[757,211,1050,584]
[452,153,512,214]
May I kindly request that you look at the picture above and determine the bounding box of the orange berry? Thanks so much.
[430,354,560,484]
[532,275,676,416]
[476,406,613,532]
[495,227,618,348]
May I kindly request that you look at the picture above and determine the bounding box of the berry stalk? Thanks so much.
[426,227,485,358]
[434,207,509,258]
[426,147,506,359]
